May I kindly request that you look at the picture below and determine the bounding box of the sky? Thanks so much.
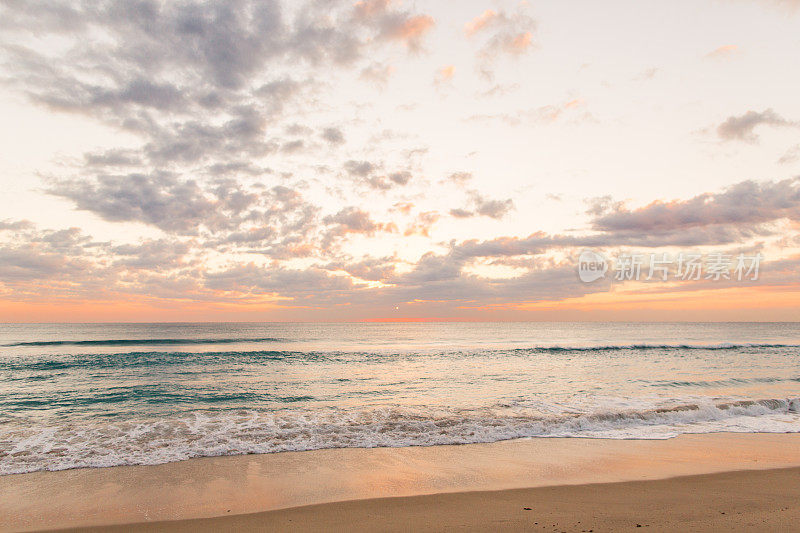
[1,0,800,322]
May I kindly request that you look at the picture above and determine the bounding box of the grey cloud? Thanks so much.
[281,140,305,153]
[343,160,411,189]
[0,0,432,184]
[48,175,319,247]
[0,219,34,231]
[388,171,411,185]
[323,207,385,235]
[359,62,394,87]
[84,150,142,168]
[450,208,473,218]
[717,109,798,142]
[204,263,358,296]
[593,178,800,233]
[50,173,223,234]
[0,224,98,283]
[450,191,514,220]
[321,127,345,145]
[0,247,81,281]
[474,195,514,219]
[323,256,396,281]
[111,239,192,270]
[779,145,800,165]
[446,171,473,184]
[344,160,377,177]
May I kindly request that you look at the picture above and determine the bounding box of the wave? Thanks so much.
[1,397,798,475]
[5,339,797,351]
[2,337,284,347]
[0,350,321,372]
[515,342,800,352]
[2,342,797,373]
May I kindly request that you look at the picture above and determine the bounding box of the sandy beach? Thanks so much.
[2,433,800,532]
[80,467,800,532]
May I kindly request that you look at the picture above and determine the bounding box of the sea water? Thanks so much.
[1,322,798,475]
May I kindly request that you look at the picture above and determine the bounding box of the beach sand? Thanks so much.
[80,467,800,532]
[2,433,800,532]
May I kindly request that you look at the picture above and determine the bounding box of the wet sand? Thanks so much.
[81,467,800,532]
[2,433,799,532]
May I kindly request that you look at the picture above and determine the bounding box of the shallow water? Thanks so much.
[1,322,799,474]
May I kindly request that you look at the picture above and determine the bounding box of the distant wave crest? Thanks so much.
[3,337,284,347]
[521,342,800,352]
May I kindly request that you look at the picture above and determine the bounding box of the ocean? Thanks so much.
[1,322,798,475]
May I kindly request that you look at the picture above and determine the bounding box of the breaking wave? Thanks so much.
[1,397,798,475]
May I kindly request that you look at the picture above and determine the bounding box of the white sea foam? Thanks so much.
[1,397,798,475]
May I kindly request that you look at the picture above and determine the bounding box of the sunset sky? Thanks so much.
[1,0,800,322]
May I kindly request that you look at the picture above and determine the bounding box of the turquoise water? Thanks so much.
[1,322,799,474]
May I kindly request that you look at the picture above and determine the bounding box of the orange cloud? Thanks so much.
[435,65,455,85]
[706,44,739,59]
[464,10,497,37]
[507,32,533,54]
[353,0,391,20]
[387,14,435,49]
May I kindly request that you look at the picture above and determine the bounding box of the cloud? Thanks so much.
[343,160,412,190]
[323,256,396,281]
[381,14,435,51]
[112,239,192,271]
[204,263,358,296]
[344,159,378,177]
[48,174,321,258]
[464,10,498,37]
[0,219,34,231]
[473,194,515,219]
[465,7,537,77]
[323,207,393,236]
[351,0,435,52]
[387,171,412,186]
[779,145,800,165]
[592,178,800,233]
[49,174,244,234]
[706,44,740,59]
[468,99,587,126]
[4,1,800,318]
[359,62,395,87]
[435,65,455,85]
[635,67,659,81]
[450,191,515,220]
[0,0,433,176]
[0,224,100,285]
[321,127,345,145]
[717,109,798,142]
[352,0,392,21]
[404,211,440,237]
[445,171,473,185]
[449,208,473,218]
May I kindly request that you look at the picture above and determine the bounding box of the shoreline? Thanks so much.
[73,467,800,532]
[2,432,800,531]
